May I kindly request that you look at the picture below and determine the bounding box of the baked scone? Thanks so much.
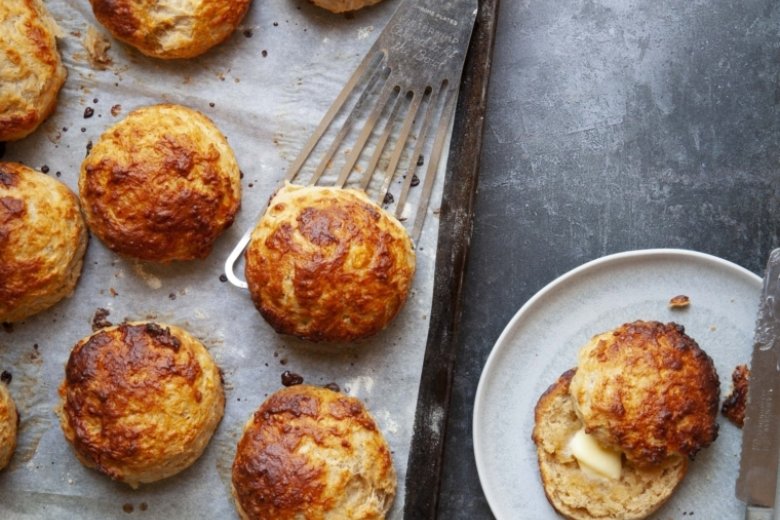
[722,363,749,428]
[231,385,396,519]
[79,104,241,262]
[58,321,225,488]
[0,0,67,141]
[569,321,720,467]
[309,0,384,13]
[0,381,19,471]
[533,369,688,520]
[0,162,88,323]
[89,0,252,59]
[245,184,416,342]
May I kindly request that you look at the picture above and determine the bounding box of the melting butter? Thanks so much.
[569,428,622,480]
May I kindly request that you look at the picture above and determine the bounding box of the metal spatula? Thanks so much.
[225,0,478,288]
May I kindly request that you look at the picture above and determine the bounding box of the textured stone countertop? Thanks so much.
[438,0,779,518]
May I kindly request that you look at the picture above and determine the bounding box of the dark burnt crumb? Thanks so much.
[669,294,690,309]
[93,98,99,104]
[168,292,177,300]
[324,382,340,392]
[92,308,113,331]
[81,127,86,133]
[86,140,93,156]
[243,28,253,38]
[0,371,12,384]
[273,21,279,27]
[110,288,118,297]
[62,127,68,132]
[84,107,95,118]
[111,104,122,117]
[281,370,304,386]
[2,323,13,333]
[383,192,394,205]
[218,368,226,386]
[722,364,749,428]
[219,273,228,283]
[41,165,50,173]
[417,155,424,166]
[122,503,134,513]
[410,173,420,187]
[144,323,181,351]
[279,357,288,366]
[139,503,148,512]
[209,102,215,108]
[261,50,268,57]
[248,183,254,188]
[239,170,244,179]
[56,171,61,177]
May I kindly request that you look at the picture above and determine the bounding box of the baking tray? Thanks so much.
[0,0,499,518]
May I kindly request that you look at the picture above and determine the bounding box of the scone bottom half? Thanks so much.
[532,369,688,520]
[244,183,416,343]
[231,384,397,520]
[58,321,225,488]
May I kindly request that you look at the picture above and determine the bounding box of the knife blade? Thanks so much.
[736,248,780,520]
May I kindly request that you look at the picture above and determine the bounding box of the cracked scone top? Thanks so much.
[89,0,252,59]
[0,162,87,323]
[245,184,416,342]
[231,385,396,520]
[568,320,720,467]
[58,322,225,488]
[0,0,67,141]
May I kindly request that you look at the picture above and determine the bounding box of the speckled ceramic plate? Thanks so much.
[473,249,763,520]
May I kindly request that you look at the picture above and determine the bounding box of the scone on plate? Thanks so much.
[0,381,19,471]
[0,0,67,141]
[79,104,241,262]
[245,184,416,342]
[569,320,720,467]
[533,369,688,520]
[0,162,88,323]
[231,385,396,520]
[309,0,384,13]
[58,321,225,488]
[89,0,252,59]
[532,321,720,520]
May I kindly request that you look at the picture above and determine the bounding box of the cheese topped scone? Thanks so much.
[245,184,416,342]
[0,0,67,141]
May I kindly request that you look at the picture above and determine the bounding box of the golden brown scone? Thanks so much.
[89,0,252,59]
[79,104,241,262]
[0,162,88,323]
[569,321,720,467]
[58,321,225,488]
[245,184,416,342]
[309,0,384,13]
[0,0,67,141]
[231,385,396,520]
[0,381,19,471]
[533,369,688,520]
[722,363,749,428]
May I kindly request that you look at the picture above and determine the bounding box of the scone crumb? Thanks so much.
[722,364,749,428]
[83,26,112,70]
[668,295,690,308]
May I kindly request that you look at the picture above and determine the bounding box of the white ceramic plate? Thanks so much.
[473,249,762,519]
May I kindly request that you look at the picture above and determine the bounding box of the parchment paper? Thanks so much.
[0,0,447,517]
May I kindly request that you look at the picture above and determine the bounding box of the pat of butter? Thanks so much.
[569,428,622,480]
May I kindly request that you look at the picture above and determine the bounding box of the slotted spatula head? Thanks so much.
[226,0,478,288]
